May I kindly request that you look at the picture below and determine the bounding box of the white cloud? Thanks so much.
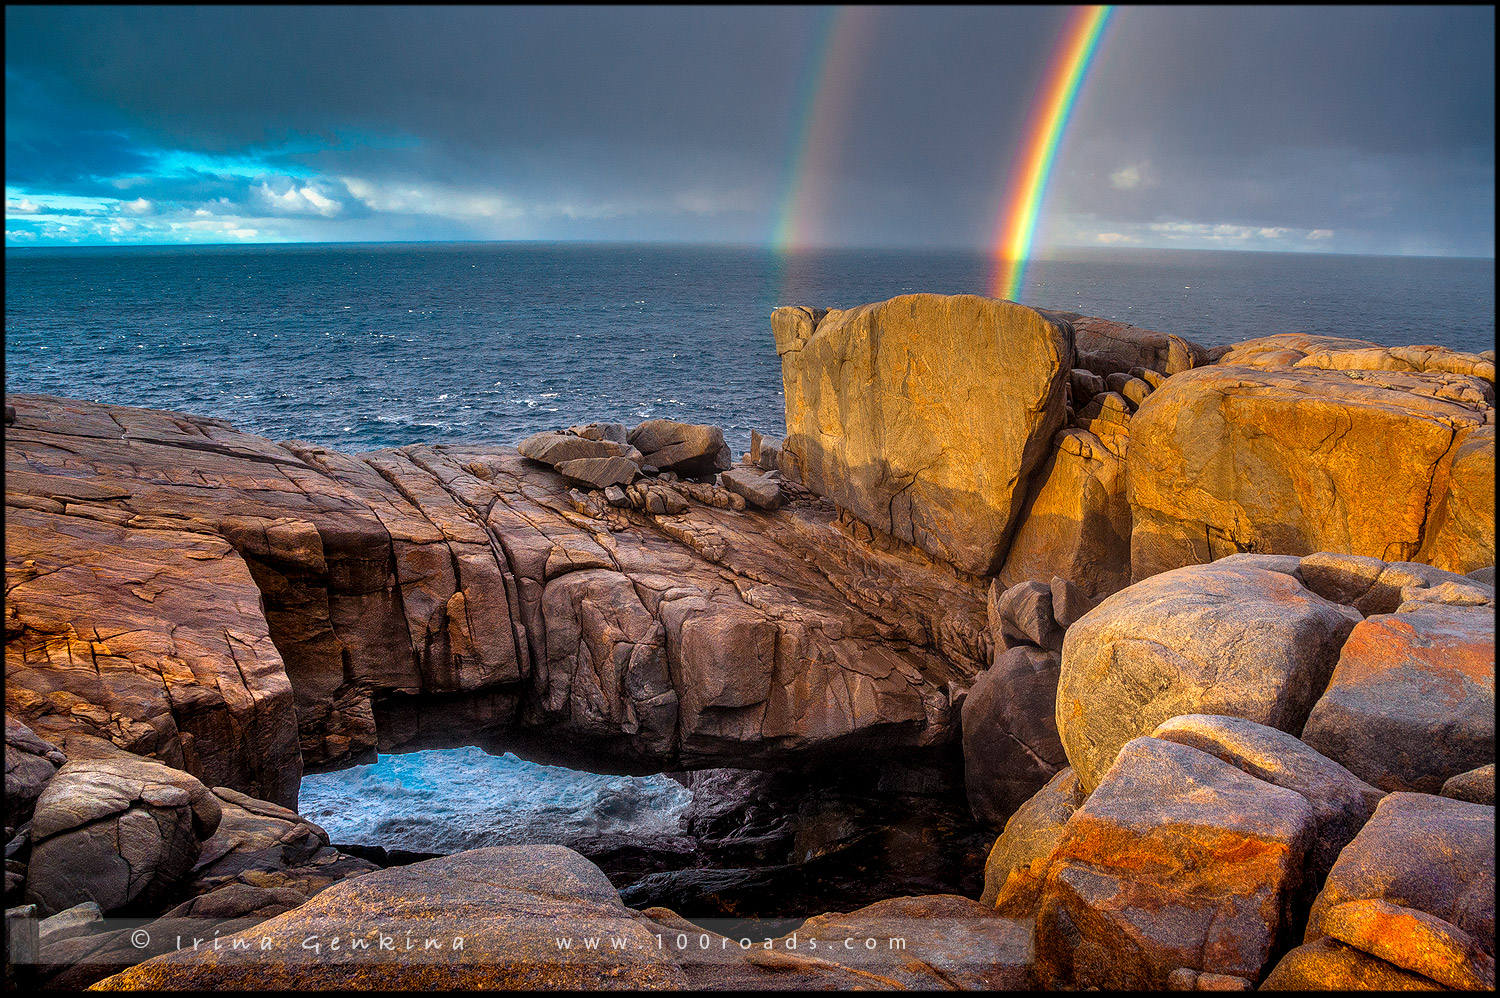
[550,200,631,220]
[1094,232,1139,244]
[7,198,42,214]
[1108,161,1156,191]
[124,198,153,214]
[1148,221,1198,234]
[339,175,755,228]
[341,177,521,220]
[299,187,338,214]
[1118,219,1347,249]
[255,182,343,217]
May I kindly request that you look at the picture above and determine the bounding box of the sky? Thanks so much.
[4,5,1495,256]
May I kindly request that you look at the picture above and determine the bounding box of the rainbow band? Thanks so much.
[991,5,1112,302]
[774,7,841,254]
[773,6,878,255]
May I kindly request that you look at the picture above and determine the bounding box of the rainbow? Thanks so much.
[773,6,879,255]
[990,5,1113,302]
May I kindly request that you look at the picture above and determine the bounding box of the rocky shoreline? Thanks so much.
[5,293,1494,989]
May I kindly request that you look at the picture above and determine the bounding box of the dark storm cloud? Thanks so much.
[4,5,1493,254]
[5,7,820,164]
[1047,6,1495,255]
[3,71,159,186]
[1088,6,1494,158]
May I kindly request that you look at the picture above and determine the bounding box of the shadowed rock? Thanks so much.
[1068,368,1105,405]
[963,645,1066,826]
[26,753,222,916]
[981,768,1087,914]
[992,580,1063,652]
[1047,577,1098,629]
[1047,311,1215,377]
[5,716,66,827]
[188,786,377,899]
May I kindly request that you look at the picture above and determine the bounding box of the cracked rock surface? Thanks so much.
[5,394,989,795]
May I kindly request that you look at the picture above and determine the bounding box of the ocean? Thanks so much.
[5,243,1494,459]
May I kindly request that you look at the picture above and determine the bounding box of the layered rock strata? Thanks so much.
[6,394,989,796]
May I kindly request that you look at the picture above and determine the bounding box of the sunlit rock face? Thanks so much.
[772,294,1073,576]
[1126,364,1495,580]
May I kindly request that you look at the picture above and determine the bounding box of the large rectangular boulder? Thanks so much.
[772,294,1072,576]
[1127,365,1494,580]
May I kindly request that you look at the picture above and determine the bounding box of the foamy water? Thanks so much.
[298,746,694,855]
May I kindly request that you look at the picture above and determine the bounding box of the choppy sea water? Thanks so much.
[6,243,1493,458]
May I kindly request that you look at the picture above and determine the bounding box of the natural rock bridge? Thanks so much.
[5,394,993,811]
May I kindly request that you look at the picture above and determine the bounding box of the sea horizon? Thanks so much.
[7,239,1496,263]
